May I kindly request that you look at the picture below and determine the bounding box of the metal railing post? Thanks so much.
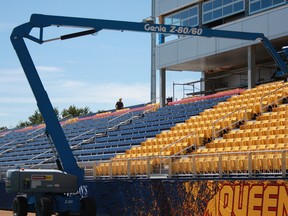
[109,161,112,179]
[147,157,151,178]
[168,157,172,178]
[281,151,286,178]
[192,156,196,178]
[219,154,222,178]
[127,159,131,179]
[248,153,252,178]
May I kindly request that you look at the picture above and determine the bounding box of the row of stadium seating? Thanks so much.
[73,96,230,162]
[1,81,286,178]
[0,90,234,174]
[93,81,288,177]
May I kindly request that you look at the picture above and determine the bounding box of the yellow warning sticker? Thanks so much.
[31,174,53,181]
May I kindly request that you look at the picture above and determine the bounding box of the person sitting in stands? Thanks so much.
[115,98,124,110]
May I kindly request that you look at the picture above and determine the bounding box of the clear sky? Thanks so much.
[0,0,200,128]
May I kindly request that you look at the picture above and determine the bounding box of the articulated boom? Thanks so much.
[24,14,288,75]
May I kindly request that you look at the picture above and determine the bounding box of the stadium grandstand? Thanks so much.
[1,0,288,215]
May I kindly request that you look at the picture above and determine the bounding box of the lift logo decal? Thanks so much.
[31,174,53,181]
[144,24,203,36]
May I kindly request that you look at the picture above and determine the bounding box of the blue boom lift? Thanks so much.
[5,14,288,216]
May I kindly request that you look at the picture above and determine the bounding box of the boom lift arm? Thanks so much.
[8,14,288,216]
[13,14,287,74]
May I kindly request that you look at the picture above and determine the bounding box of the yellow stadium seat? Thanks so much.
[207,156,219,173]
[138,160,147,175]
[172,161,181,174]
[98,163,110,176]
[176,158,192,174]
[248,145,257,151]
[239,145,249,151]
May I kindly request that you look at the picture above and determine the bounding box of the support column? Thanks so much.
[200,71,205,95]
[160,68,166,108]
[150,0,156,101]
[248,45,256,89]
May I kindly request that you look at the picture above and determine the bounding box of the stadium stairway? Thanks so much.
[93,81,288,178]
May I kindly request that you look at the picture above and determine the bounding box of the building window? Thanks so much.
[162,5,199,42]
[249,0,286,14]
[164,5,199,27]
[202,0,245,24]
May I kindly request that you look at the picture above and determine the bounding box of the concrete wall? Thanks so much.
[156,5,288,70]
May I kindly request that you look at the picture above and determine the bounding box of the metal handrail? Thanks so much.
[26,132,45,143]
[144,96,160,107]
[260,83,288,113]
[30,151,91,170]
[70,140,85,149]
[143,97,160,114]
[59,114,74,127]
[28,139,85,164]
[0,130,11,137]
[60,113,72,121]
[212,83,287,140]
[28,149,51,161]
[0,140,15,150]
[0,128,8,134]
[81,136,95,144]
[106,97,160,132]
[26,125,45,136]
[107,99,160,131]
[94,148,287,179]
[30,156,54,168]
[69,128,94,142]
[159,132,196,158]
[30,145,83,169]
[0,143,23,156]
[212,106,248,140]
[158,132,197,173]
[170,143,196,158]
[1,149,288,178]
[107,110,132,131]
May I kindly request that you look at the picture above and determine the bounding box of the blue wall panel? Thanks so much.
[1,179,287,215]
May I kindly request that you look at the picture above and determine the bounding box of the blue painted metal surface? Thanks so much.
[11,24,85,186]
[19,14,288,75]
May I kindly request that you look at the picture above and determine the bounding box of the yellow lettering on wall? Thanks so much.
[219,185,233,216]
[233,185,249,215]
[204,181,288,216]
[204,192,219,216]
[263,186,278,216]
[248,185,263,216]
[277,185,288,216]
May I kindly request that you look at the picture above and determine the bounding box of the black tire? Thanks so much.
[80,197,96,216]
[58,212,70,216]
[36,197,53,216]
[13,196,28,216]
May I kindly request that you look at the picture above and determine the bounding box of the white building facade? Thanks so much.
[155,0,288,101]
